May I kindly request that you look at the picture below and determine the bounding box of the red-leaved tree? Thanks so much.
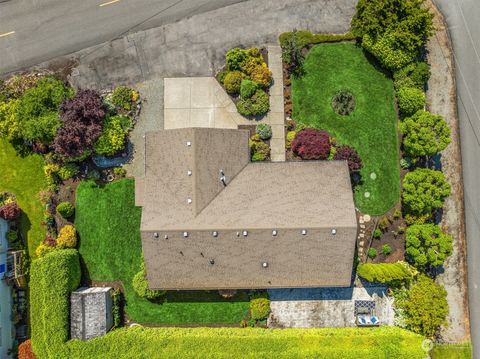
[53,89,105,159]
[18,340,37,359]
[292,128,331,160]
[334,145,363,172]
[0,202,21,220]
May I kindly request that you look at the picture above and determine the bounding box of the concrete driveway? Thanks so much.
[0,219,12,358]
[433,0,480,356]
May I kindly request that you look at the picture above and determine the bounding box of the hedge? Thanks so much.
[30,249,81,359]
[60,326,425,358]
[279,30,355,48]
[357,262,416,283]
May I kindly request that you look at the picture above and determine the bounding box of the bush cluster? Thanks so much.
[357,262,416,283]
[223,71,244,94]
[249,134,270,162]
[30,249,81,358]
[56,201,75,219]
[333,145,362,172]
[396,87,425,117]
[405,224,453,268]
[132,265,166,300]
[237,89,270,117]
[394,61,431,90]
[112,86,138,111]
[94,115,131,156]
[292,128,331,160]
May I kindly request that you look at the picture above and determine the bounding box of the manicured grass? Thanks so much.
[0,139,47,256]
[60,326,426,358]
[75,179,249,324]
[431,343,472,359]
[292,43,400,215]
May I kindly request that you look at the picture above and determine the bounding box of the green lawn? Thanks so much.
[431,343,472,359]
[75,179,249,324]
[0,139,47,256]
[292,43,400,215]
[61,326,425,359]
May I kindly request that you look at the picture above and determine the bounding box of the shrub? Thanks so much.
[250,64,272,88]
[404,213,430,226]
[367,248,377,259]
[279,30,355,48]
[57,225,77,249]
[405,224,453,268]
[112,86,137,111]
[0,99,21,141]
[94,115,130,156]
[286,130,297,150]
[249,136,270,162]
[35,243,56,257]
[226,48,249,71]
[112,289,123,328]
[30,249,81,358]
[361,32,415,71]
[256,123,272,140]
[292,128,331,160]
[7,229,18,243]
[0,201,21,220]
[132,266,166,300]
[373,229,382,239]
[237,89,270,117]
[402,168,451,215]
[280,30,305,77]
[378,216,390,232]
[56,201,75,219]
[250,295,271,321]
[394,61,431,90]
[53,89,105,159]
[240,56,264,76]
[216,70,229,84]
[397,87,425,117]
[114,167,127,177]
[15,77,73,144]
[357,262,415,283]
[240,79,257,99]
[393,208,401,219]
[223,71,244,94]
[18,339,36,359]
[333,146,362,172]
[58,163,79,181]
[400,110,451,158]
[395,274,448,337]
[382,244,392,255]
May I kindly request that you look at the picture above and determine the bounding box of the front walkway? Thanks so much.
[0,219,13,358]
[267,285,394,328]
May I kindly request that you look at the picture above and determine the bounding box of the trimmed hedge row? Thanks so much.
[61,326,425,358]
[357,262,416,283]
[30,249,81,359]
[279,30,355,48]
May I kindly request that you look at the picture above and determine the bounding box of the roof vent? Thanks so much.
[186,141,191,147]
[220,169,227,186]
[242,230,248,237]
[301,229,307,235]
[272,230,277,236]
[187,170,192,176]
[209,259,215,265]
[212,231,218,237]
[262,262,268,268]
[153,232,159,238]
[331,228,337,235]
[183,232,189,238]
[187,198,192,204]
[236,231,240,237]
[164,235,168,240]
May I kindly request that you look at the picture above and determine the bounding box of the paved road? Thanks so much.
[434,0,479,356]
[0,0,245,74]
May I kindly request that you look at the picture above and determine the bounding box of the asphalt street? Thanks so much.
[434,0,479,356]
[0,0,245,74]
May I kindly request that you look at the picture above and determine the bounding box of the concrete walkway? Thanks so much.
[267,286,394,328]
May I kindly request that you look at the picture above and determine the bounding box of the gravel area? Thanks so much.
[425,0,470,343]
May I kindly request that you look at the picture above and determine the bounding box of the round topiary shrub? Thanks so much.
[223,71,244,94]
[397,87,425,117]
[368,248,377,259]
[0,202,21,221]
[132,268,166,300]
[332,91,355,115]
[237,89,270,117]
[333,145,363,172]
[292,128,331,160]
[250,65,272,88]
[226,48,249,71]
[249,136,270,162]
[56,202,75,219]
[256,123,272,140]
[56,224,77,248]
[250,296,271,321]
[240,79,257,99]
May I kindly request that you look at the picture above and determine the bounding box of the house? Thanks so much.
[70,287,113,340]
[135,128,358,290]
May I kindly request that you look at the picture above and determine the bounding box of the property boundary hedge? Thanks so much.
[279,30,355,48]
[30,249,81,359]
[357,262,416,283]
[61,326,425,359]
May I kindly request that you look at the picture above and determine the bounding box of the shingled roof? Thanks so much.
[136,128,358,289]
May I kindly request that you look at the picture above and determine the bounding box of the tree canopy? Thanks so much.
[405,224,453,268]
[402,168,451,215]
[400,110,451,157]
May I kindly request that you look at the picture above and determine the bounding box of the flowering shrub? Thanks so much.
[333,146,363,172]
[57,225,77,249]
[0,201,21,220]
[292,128,331,160]
[112,86,138,111]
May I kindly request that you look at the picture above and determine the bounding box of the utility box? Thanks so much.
[70,287,113,340]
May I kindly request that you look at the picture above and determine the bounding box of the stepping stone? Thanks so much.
[359,241,364,246]
[364,192,370,198]
[370,172,377,180]
[360,224,366,229]
[359,233,365,238]
[363,215,371,222]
